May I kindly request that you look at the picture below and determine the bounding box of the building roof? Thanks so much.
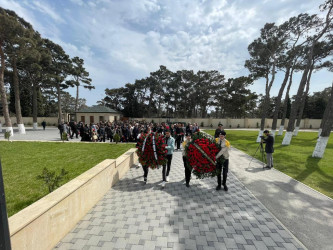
[76,105,119,113]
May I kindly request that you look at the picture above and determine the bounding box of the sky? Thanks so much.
[0,0,332,106]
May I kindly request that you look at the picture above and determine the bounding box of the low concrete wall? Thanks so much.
[0,117,58,126]
[8,148,138,250]
[132,117,322,129]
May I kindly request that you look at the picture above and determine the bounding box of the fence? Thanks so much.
[0,160,11,250]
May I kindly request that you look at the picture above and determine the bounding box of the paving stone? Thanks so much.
[54,150,303,250]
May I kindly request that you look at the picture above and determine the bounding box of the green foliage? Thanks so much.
[0,141,135,216]
[61,132,68,142]
[200,122,204,127]
[36,167,68,193]
[237,124,240,128]
[113,133,120,144]
[205,129,333,199]
[101,67,257,118]
[4,131,11,141]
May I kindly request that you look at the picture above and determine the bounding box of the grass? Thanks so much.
[205,130,333,199]
[0,141,135,216]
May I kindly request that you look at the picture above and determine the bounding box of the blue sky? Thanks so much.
[0,0,332,106]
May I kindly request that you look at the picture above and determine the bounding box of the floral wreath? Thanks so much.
[184,132,225,179]
[136,132,167,169]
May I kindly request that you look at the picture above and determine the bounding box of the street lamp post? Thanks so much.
[0,160,11,250]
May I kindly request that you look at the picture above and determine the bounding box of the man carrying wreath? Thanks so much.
[136,127,168,184]
[215,131,230,191]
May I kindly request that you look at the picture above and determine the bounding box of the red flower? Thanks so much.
[184,132,224,179]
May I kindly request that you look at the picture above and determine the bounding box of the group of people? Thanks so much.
[138,123,231,191]
[138,122,275,191]
[57,120,200,143]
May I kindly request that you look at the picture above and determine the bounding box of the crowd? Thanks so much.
[57,120,274,192]
[57,120,200,143]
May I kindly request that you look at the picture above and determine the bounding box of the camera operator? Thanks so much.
[261,130,274,169]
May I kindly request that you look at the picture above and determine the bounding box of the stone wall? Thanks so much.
[0,116,322,129]
[0,117,59,126]
[132,118,322,129]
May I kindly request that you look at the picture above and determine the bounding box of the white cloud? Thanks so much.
[32,1,65,24]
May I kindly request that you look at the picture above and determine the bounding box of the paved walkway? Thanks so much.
[54,149,305,250]
[0,127,82,142]
[231,147,333,250]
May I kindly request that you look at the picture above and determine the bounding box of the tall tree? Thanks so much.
[283,1,333,145]
[5,8,36,134]
[0,7,16,135]
[245,23,288,141]
[272,14,314,135]
[20,33,51,129]
[216,76,257,118]
[294,41,333,135]
[66,56,93,112]
[43,39,72,124]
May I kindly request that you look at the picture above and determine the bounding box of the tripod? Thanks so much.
[248,142,266,168]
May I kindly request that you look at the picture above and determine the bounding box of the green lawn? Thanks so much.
[0,141,135,216]
[206,130,333,199]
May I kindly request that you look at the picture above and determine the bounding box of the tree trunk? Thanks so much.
[75,83,79,112]
[0,42,13,135]
[284,4,333,145]
[147,92,153,117]
[32,81,38,129]
[278,67,294,135]
[12,57,25,134]
[272,67,290,132]
[312,83,333,158]
[318,93,331,137]
[282,52,312,145]
[257,62,276,142]
[294,65,314,136]
[57,83,63,124]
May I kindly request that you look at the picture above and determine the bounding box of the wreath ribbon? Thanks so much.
[142,134,158,161]
[152,135,158,161]
[193,142,216,166]
[142,136,148,152]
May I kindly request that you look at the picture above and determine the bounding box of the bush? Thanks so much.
[114,133,121,144]
[310,124,312,129]
[229,125,232,128]
[237,124,240,128]
[37,167,69,193]
[256,122,259,128]
[210,124,213,127]
[4,131,11,141]
[200,122,204,127]
[61,132,68,142]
